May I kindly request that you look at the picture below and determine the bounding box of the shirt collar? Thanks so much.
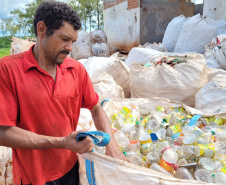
[23,44,75,73]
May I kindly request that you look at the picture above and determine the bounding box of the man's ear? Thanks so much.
[36,21,47,38]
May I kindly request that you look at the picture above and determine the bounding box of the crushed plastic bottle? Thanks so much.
[150,163,173,176]
[195,169,213,183]
[198,157,216,173]
[174,167,194,180]
[214,167,226,185]
[146,151,160,167]
[124,151,143,166]
[114,129,130,150]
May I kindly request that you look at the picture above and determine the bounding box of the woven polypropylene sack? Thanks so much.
[70,30,92,60]
[78,98,215,185]
[174,14,216,54]
[162,15,187,52]
[196,74,226,114]
[129,54,208,107]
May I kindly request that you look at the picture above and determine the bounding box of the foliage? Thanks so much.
[0,48,11,58]
[0,36,12,48]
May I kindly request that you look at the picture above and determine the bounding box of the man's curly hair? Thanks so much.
[33,0,81,36]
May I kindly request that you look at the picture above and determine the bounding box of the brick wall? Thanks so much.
[103,0,140,10]
[104,0,127,10]
[128,0,140,10]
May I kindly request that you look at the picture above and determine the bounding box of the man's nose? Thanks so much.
[65,41,73,52]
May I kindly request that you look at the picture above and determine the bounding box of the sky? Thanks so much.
[0,0,33,19]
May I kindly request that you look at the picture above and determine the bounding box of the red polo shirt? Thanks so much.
[0,45,98,185]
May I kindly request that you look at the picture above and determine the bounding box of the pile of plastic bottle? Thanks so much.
[102,105,226,184]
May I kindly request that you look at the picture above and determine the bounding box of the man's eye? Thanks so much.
[63,38,68,41]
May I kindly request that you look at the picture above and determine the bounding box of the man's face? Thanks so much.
[42,22,78,65]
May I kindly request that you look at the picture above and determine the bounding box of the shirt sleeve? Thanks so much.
[0,67,18,126]
[81,67,99,110]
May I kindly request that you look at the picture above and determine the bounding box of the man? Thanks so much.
[0,1,126,185]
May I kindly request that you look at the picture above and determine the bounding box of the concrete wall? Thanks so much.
[203,0,226,21]
[194,4,203,15]
[140,0,181,44]
[103,0,141,51]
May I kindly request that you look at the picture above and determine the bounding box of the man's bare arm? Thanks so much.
[0,125,93,153]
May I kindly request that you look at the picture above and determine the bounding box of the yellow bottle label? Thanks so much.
[111,113,118,123]
[198,143,215,158]
[140,139,152,154]
[140,115,151,127]
[124,114,138,125]
[205,116,216,122]
[159,158,173,172]
[140,138,152,145]
[119,107,131,119]
[220,167,226,174]
[170,125,182,134]
[157,106,165,112]
[214,117,225,126]
[217,154,226,166]
[187,115,193,119]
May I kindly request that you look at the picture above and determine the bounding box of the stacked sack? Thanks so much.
[83,57,131,102]
[126,52,208,107]
[204,34,226,69]
[91,30,110,57]
[163,14,217,54]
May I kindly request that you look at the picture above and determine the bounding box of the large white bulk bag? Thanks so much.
[92,43,110,57]
[162,15,187,52]
[203,0,226,21]
[79,98,215,185]
[93,73,124,103]
[207,68,226,81]
[196,74,226,114]
[174,14,217,54]
[216,20,226,37]
[84,57,130,98]
[90,30,107,44]
[0,147,13,185]
[204,43,222,69]
[211,34,226,69]
[10,37,35,54]
[71,30,92,60]
[129,54,208,107]
[125,47,165,67]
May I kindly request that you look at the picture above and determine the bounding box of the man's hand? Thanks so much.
[105,141,129,162]
[63,130,94,154]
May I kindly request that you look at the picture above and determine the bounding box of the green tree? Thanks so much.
[0,19,7,37]
[10,9,26,37]
[4,18,18,36]
[22,0,43,36]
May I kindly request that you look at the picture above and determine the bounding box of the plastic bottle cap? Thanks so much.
[211,131,215,135]
[212,174,215,177]
[171,132,181,139]
[123,151,127,156]
[130,140,138,144]
[136,121,139,126]
[163,119,167,123]
[150,133,158,141]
